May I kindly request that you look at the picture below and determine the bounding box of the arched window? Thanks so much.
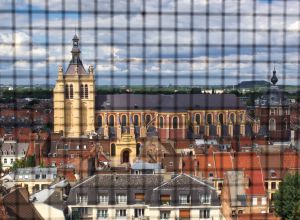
[85,84,88,99]
[97,115,102,127]
[121,115,127,126]
[69,84,74,99]
[159,117,164,128]
[195,114,201,125]
[111,144,116,156]
[284,118,288,130]
[206,114,212,125]
[219,114,224,124]
[145,115,151,126]
[65,85,69,99]
[134,115,139,126]
[109,115,114,127]
[269,118,276,131]
[173,117,178,129]
[230,113,235,124]
[136,143,141,156]
[80,84,84,99]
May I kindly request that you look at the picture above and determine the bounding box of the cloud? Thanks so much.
[0,0,300,85]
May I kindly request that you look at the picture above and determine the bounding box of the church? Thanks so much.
[53,35,247,141]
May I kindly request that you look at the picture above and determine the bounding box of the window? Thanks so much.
[206,114,212,124]
[134,115,139,126]
[160,211,170,220]
[218,114,224,124]
[65,85,69,99]
[195,114,201,125]
[134,209,144,218]
[84,84,88,99]
[4,158,7,164]
[10,158,13,164]
[80,84,84,98]
[97,209,108,218]
[252,197,257,206]
[270,108,275,115]
[179,210,190,219]
[160,195,171,205]
[200,209,210,218]
[200,193,211,204]
[159,116,164,128]
[97,115,102,127]
[42,174,46,179]
[135,193,145,202]
[218,182,223,190]
[271,182,276,190]
[35,174,40,179]
[111,144,116,156]
[109,115,114,126]
[116,209,126,217]
[173,117,178,129]
[261,197,267,205]
[116,194,127,204]
[230,113,235,124]
[77,194,88,204]
[269,118,276,131]
[18,175,23,179]
[121,115,127,126]
[98,194,109,204]
[69,84,74,99]
[179,195,191,204]
[145,114,151,125]
[265,182,268,190]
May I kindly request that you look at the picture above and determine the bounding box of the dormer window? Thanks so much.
[77,194,88,204]
[116,194,127,204]
[179,194,191,204]
[200,193,211,204]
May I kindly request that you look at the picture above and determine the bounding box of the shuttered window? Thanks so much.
[179,210,190,218]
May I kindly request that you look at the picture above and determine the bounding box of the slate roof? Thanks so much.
[3,188,43,220]
[65,63,87,75]
[67,174,220,206]
[95,93,245,111]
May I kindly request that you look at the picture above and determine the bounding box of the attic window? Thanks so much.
[270,171,277,178]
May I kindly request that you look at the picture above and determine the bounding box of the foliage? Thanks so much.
[274,172,300,220]
[11,155,36,171]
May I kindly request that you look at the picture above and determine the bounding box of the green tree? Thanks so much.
[274,173,300,220]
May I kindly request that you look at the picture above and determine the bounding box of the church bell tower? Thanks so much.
[53,34,95,137]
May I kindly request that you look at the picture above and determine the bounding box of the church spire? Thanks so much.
[70,33,82,64]
[271,67,278,85]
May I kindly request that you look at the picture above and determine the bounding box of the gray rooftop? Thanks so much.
[96,93,245,111]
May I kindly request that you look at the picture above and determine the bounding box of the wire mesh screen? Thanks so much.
[0,0,300,219]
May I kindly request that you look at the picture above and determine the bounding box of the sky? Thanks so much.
[0,0,300,86]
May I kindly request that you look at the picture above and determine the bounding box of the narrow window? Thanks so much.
[69,84,74,99]
[134,115,139,126]
[173,117,178,129]
[195,114,201,125]
[121,115,127,126]
[65,85,69,99]
[109,115,114,126]
[97,115,102,127]
[111,144,116,156]
[159,117,164,128]
[80,84,84,98]
[85,84,88,99]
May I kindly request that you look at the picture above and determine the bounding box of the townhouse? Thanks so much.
[67,173,223,220]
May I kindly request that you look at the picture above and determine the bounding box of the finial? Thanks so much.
[271,67,278,85]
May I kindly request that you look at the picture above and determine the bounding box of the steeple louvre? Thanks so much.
[70,34,82,65]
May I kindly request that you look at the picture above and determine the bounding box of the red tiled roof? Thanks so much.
[195,154,215,178]
[234,152,265,195]
[213,152,234,178]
